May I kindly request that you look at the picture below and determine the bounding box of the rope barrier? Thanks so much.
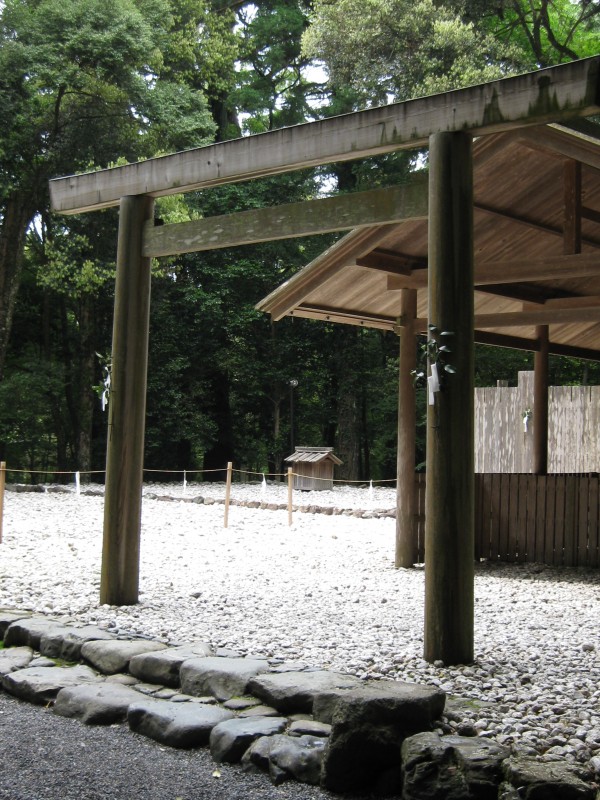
[0,460,398,543]
[0,464,397,486]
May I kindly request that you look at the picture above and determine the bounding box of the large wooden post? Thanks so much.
[100,195,154,606]
[533,326,549,475]
[530,159,584,475]
[396,288,418,568]
[424,132,474,665]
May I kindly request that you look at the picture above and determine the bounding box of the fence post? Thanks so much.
[0,462,5,544]
[287,467,293,526]
[224,462,233,528]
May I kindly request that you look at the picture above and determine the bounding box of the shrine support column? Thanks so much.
[533,326,549,476]
[396,288,418,568]
[424,132,474,665]
[100,195,154,605]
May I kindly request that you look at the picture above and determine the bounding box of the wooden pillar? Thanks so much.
[396,288,417,568]
[424,132,474,665]
[530,159,583,476]
[100,195,154,606]
[563,160,582,256]
[533,326,549,475]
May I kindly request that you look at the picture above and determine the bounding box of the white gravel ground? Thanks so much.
[1,481,599,777]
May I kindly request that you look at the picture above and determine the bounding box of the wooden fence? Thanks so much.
[412,473,600,568]
[475,371,600,473]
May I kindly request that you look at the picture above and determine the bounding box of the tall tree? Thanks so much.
[0,0,215,383]
[0,0,216,471]
[302,0,527,105]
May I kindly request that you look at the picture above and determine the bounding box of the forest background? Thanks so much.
[1,0,600,483]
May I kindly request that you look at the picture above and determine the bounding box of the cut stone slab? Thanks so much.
[40,625,116,662]
[133,682,161,696]
[402,732,510,800]
[502,756,595,799]
[180,657,270,702]
[105,674,138,686]
[209,716,287,763]
[4,615,115,661]
[128,642,212,688]
[0,610,31,638]
[223,696,262,711]
[247,670,360,714]
[270,734,327,786]
[288,719,331,738]
[0,645,33,676]
[2,664,102,705]
[4,616,71,650]
[54,682,141,725]
[317,679,446,728]
[30,657,56,668]
[242,735,274,773]
[128,697,234,748]
[81,639,167,675]
[238,704,280,718]
[270,662,309,674]
[243,734,326,786]
[321,681,446,794]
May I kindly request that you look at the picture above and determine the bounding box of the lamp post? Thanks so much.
[289,379,298,453]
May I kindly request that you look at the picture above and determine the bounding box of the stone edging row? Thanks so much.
[0,609,595,798]
[6,483,397,519]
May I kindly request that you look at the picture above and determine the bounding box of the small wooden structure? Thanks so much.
[285,446,342,490]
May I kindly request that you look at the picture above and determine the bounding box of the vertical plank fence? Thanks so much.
[413,472,600,567]
[475,373,600,474]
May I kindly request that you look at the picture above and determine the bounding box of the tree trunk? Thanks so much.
[337,386,360,480]
[203,371,235,480]
[0,190,37,380]
[77,297,95,482]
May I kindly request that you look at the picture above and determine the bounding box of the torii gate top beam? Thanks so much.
[49,57,600,215]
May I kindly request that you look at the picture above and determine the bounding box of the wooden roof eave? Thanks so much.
[256,226,398,321]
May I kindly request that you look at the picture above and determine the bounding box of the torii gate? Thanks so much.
[49,57,600,664]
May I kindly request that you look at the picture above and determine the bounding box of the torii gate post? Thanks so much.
[100,195,154,605]
[424,131,475,664]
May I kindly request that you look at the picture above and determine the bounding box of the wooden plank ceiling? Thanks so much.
[257,121,600,360]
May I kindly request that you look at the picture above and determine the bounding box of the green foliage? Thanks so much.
[479,0,600,67]
[411,326,457,389]
[0,351,64,472]
[2,0,600,487]
[232,0,320,132]
[38,231,115,298]
[302,0,526,104]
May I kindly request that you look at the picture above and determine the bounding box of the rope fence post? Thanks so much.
[183,469,187,494]
[75,471,81,496]
[287,466,293,526]
[0,462,5,544]
[224,461,233,528]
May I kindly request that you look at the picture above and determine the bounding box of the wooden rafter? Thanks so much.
[384,252,600,290]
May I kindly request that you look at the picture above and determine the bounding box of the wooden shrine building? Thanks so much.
[285,447,342,491]
[49,57,600,666]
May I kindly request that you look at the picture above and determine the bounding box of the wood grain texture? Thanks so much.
[50,58,600,214]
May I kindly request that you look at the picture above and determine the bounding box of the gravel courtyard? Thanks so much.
[0,482,599,778]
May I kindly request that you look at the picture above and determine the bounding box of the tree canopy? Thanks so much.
[1,0,599,483]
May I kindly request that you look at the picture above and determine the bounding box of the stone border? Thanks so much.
[5,483,396,519]
[0,610,594,798]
